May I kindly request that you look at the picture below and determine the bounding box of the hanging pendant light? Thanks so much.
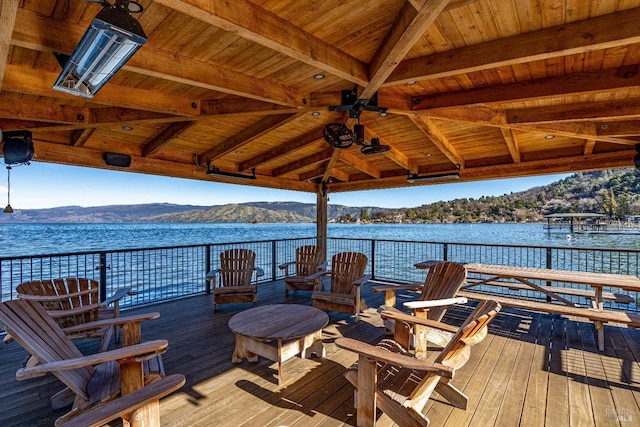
[4,166,13,213]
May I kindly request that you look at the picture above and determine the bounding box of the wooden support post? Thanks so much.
[316,188,328,262]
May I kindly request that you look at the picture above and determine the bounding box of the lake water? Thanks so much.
[1,222,638,258]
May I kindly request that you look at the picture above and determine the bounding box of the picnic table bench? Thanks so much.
[414,261,640,350]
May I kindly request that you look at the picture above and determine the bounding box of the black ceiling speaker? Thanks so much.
[104,152,132,167]
[361,137,391,155]
[635,144,640,170]
[3,130,34,165]
[323,123,354,149]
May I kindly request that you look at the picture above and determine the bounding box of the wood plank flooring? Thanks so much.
[1,279,639,426]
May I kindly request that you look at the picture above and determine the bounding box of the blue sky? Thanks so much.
[0,162,570,210]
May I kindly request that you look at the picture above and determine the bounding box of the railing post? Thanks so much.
[272,240,277,280]
[371,239,376,279]
[443,243,449,261]
[99,252,107,302]
[205,245,211,294]
[545,247,552,302]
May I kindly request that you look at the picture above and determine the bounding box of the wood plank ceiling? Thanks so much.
[1,0,639,195]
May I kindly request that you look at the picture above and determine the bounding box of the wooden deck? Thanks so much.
[1,279,640,426]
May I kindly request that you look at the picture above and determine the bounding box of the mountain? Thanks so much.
[0,169,637,224]
[357,168,640,224]
[0,201,377,224]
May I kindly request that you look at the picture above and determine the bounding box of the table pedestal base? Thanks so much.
[232,330,325,385]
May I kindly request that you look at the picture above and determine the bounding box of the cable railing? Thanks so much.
[1,237,639,312]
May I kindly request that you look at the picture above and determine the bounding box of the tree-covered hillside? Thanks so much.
[340,168,640,224]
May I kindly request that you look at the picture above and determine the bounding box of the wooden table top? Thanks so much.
[464,263,640,291]
[228,304,329,341]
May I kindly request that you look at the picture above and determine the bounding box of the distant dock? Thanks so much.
[544,213,640,234]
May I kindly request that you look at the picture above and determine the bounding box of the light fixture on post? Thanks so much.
[206,162,257,181]
[2,130,34,213]
[407,170,460,183]
[52,0,147,98]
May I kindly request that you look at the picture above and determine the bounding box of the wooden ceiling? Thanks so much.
[1,0,639,195]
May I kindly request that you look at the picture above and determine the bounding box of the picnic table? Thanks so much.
[414,261,640,350]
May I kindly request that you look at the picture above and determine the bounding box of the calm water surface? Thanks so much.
[1,222,638,258]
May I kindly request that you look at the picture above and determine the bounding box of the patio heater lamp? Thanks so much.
[52,0,147,98]
[407,170,460,183]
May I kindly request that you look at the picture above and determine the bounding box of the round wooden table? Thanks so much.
[228,304,329,385]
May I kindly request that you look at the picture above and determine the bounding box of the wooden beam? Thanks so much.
[0,0,18,91]
[410,115,465,168]
[13,9,306,107]
[2,65,201,116]
[321,149,341,183]
[239,128,323,172]
[500,128,521,163]
[387,7,640,85]
[361,0,450,99]
[272,148,334,177]
[153,0,368,87]
[31,140,316,193]
[338,151,382,179]
[143,122,195,157]
[299,165,327,182]
[412,66,640,110]
[0,97,89,124]
[329,150,634,192]
[584,139,596,156]
[424,106,638,145]
[596,120,640,137]
[507,99,640,125]
[197,114,299,165]
[364,127,417,173]
[71,128,95,147]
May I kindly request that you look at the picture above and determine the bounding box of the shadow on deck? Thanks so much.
[1,279,639,426]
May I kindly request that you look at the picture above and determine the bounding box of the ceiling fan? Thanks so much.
[323,87,391,155]
[322,119,390,155]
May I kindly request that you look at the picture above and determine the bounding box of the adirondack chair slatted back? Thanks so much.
[0,299,93,400]
[330,252,368,295]
[419,262,467,321]
[17,278,100,329]
[295,245,323,276]
[435,300,501,370]
[220,249,256,287]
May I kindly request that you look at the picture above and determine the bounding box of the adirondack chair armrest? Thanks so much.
[59,373,186,427]
[254,267,265,278]
[101,287,135,308]
[371,283,423,294]
[335,338,453,378]
[404,296,468,310]
[62,312,160,335]
[305,269,329,281]
[379,310,459,334]
[353,274,372,286]
[317,261,328,271]
[16,339,168,380]
[278,261,295,270]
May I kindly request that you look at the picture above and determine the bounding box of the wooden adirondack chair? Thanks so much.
[336,300,502,427]
[279,245,327,296]
[208,248,264,312]
[373,262,468,356]
[12,278,133,352]
[310,251,371,322]
[0,298,184,426]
